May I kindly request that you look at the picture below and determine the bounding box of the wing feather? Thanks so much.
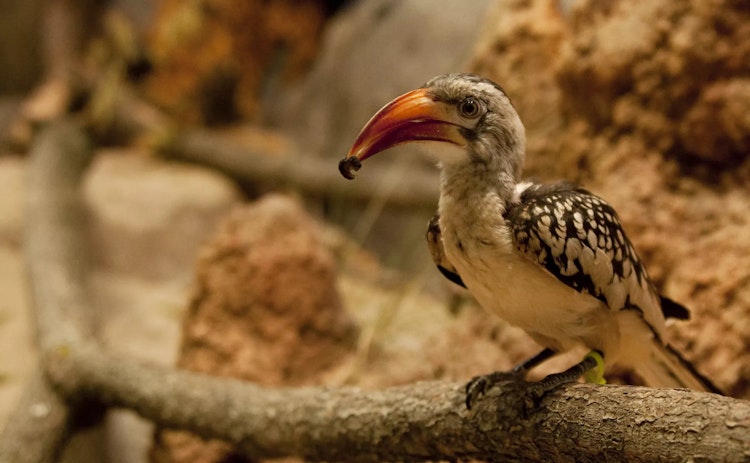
[505,182,670,326]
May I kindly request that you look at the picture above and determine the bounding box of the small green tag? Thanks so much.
[583,350,607,385]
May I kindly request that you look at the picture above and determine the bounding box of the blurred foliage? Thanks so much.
[144,0,332,125]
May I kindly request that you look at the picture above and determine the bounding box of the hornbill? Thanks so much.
[338,73,719,409]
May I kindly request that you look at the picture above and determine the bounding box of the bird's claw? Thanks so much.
[465,369,525,410]
[465,359,595,413]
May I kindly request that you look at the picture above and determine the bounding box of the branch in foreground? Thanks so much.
[48,344,750,463]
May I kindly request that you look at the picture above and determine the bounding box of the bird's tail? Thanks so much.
[634,340,721,394]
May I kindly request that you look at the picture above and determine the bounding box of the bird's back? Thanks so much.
[505,181,667,340]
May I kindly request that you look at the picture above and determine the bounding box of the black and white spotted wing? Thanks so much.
[505,182,656,315]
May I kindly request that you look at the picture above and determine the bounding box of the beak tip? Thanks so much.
[338,156,362,180]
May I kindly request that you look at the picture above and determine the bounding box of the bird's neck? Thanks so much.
[438,159,518,232]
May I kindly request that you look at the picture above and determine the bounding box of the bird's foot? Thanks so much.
[465,369,525,410]
[524,350,605,409]
[523,372,581,406]
[464,348,557,410]
[465,351,605,414]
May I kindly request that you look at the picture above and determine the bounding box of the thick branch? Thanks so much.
[48,344,750,463]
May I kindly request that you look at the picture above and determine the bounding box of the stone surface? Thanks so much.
[144,0,331,124]
[83,149,242,283]
[271,0,494,161]
[468,0,750,396]
[0,246,35,428]
[82,151,244,462]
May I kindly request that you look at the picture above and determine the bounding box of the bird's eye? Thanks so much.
[458,97,481,118]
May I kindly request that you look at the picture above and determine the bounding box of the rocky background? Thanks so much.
[0,0,748,461]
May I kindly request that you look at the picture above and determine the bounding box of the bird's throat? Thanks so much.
[437,160,517,263]
[439,160,516,214]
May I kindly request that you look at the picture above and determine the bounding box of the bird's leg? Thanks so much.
[526,350,605,403]
[465,348,555,410]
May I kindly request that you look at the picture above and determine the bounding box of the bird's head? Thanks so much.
[339,73,525,180]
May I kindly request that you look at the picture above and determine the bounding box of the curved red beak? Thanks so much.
[339,88,466,179]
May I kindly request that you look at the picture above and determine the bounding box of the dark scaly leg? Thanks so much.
[526,350,604,403]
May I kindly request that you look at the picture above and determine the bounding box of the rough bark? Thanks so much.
[46,345,750,463]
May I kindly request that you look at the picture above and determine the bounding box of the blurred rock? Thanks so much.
[271,0,493,161]
[89,271,188,362]
[469,0,567,179]
[556,0,750,165]
[152,194,358,463]
[678,79,750,165]
[81,151,243,462]
[83,149,242,283]
[144,0,332,124]
[469,0,750,396]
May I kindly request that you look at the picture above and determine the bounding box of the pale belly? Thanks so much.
[445,232,612,353]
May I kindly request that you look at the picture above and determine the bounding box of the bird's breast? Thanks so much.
[440,215,605,351]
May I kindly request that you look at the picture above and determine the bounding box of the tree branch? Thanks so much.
[25,119,94,351]
[0,119,93,463]
[8,118,750,463]
[92,89,439,208]
[47,344,750,463]
[162,128,439,209]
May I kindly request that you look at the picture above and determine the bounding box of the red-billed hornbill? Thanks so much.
[339,73,719,408]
